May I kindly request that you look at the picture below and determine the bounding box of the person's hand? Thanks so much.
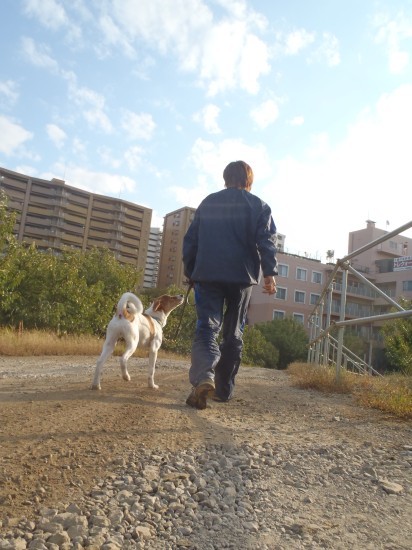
[263,276,277,295]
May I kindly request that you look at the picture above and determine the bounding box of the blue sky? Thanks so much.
[1,0,412,261]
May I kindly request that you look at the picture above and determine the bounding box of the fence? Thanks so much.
[307,220,412,380]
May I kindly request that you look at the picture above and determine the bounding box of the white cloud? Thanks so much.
[289,116,304,126]
[373,11,412,74]
[124,145,145,170]
[67,79,113,133]
[169,175,211,209]
[311,32,340,67]
[304,132,331,160]
[121,111,156,141]
[46,123,67,148]
[45,164,137,197]
[83,109,113,133]
[97,147,121,169]
[110,0,212,80]
[0,116,33,155]
[150,209,165,228]
[97,14,136,58]
[250,99,280,129]
[0,80,19,106]
[24,0,68,30]
[262,84,412,259]
[193,104,221,134]
[109,0,270,96]
[389,50,409,74]
[275,29,339,67]
[21,37,59,71]
[200,21,270,95]
[282,29,315,55]
[23,0,81,43]
[72,137,86,156]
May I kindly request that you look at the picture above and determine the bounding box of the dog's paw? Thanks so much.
[148,380,159,390]
[91,384,101,390]
[122,374,131,382]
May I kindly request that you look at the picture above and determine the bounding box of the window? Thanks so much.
[403,281,412,291]
[276,287,287,300]
[295,290,305,303]
[293,313,304,324]
[312,271,322,284]
[310,293,320,305]
[278,264,289,277]
[273,310,285,320]
[296,267,307,281]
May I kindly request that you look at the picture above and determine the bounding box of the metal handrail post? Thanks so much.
[336,263,349,382]
[323,286,332,365]
[315,301,324,365]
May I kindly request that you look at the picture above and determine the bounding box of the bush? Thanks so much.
[381,299,412,375]
[255,318,308,369]
[0,243,142,334]
[242,325,279,368]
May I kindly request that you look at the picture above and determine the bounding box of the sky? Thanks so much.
[1,0,412,262]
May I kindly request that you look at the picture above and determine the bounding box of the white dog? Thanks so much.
[91,292,184,390]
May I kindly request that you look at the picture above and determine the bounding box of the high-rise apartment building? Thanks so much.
[0,166,152,276]
[157,207,196,289]
[143,228,162,288]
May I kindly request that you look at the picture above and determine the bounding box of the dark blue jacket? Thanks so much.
[183,188,278,285]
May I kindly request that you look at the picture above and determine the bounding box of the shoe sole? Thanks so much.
[186,382,215,410]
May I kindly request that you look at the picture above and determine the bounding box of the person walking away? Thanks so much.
[182,160,278,410]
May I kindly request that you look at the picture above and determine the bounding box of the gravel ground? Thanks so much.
[0,355,411,549]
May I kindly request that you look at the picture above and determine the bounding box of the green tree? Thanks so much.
[242,325,279,368]
[158,284,197,356]
[381,299,412,375]
[0,237,143,333]
[0,189,16,251]
[341,329,367,358]
[255,317,308,369]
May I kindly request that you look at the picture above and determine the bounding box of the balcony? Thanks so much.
[333,282,376,300]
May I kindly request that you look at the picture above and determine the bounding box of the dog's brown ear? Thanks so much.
[153,299,162,312]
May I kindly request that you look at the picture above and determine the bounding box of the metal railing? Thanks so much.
[307,221,412,379]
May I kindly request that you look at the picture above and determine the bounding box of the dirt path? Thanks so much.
[0,355,411,547]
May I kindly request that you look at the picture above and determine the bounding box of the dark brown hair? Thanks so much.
[223,161,254,190]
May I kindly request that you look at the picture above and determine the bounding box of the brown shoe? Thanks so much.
[186,380,215,410]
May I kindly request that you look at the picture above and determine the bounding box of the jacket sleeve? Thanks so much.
[182,214,199,280]
[256,204,278,277]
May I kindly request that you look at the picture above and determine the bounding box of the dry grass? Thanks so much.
[0,327,186,360]
[288,362,412,420]
[0,327,104,356]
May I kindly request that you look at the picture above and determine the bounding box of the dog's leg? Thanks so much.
[148,344,159,389]
[91,336,117,390]
[120,337,138,382]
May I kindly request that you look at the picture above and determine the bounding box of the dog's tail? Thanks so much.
[116,292,143,321]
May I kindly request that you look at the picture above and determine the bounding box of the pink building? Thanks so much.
[248,220,412,332]
[248,253,328,327]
